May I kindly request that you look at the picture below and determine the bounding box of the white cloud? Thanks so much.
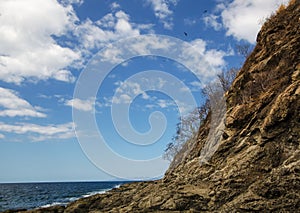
[75,10,141,52]
[203,15,222,31]
[116,18,135,34]
[112,81,149,104]
[0,0,81,84]
[111,2,121,10]
[134,23,155,32]
[157,78,167,89]
[179,39,230,81]
[97,13,116,29]
[190,81,202,89]
[189,39,207,54]
[0,133,4,139]
[0,1,153,85]
[65,98,95,112]
[108,74,117,79]
[98,44,124,64]
[59,0,84,5]
[150,98,193,114]
[60,0,84,5]
[184,18,197,26]
[0,87,46,118]
[130,35,175,55]
[0,122,75,142]
[109,75,196,115]
[204,49,228,68]
[109,76,173,107]
[157,99,175,108]
[97,35,176,65]
[74,19,112,50]
[54,69,76,83]
[0,122,71,135]
[146,0,178,29]
[30,130,75,142]
[220,0,289,43]
[97,35,229,88]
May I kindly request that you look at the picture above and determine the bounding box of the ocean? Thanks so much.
[0,181,128,212]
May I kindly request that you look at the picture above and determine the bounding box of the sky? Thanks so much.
[0,0,289,183]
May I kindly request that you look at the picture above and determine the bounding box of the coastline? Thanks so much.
[0,181,128,213]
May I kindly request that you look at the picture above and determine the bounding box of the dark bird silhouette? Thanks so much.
[203,10,208,13]
[184,32,188,36]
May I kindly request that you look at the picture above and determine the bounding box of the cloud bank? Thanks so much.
[0,87,46,118]
[0,0,80,84]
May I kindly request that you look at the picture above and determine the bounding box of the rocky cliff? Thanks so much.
[11,1,300,212]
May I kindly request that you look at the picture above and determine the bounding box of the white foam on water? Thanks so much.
[82,189,110,198]
[38,184,123,209]
[114,184,121,188]
[40,202,67,208]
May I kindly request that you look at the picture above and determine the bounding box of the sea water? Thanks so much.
[0,181,127,212]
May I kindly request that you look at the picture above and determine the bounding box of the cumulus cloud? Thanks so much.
[112,81,150,104]
[184,18,198,26]
[203,15,222,31]
[180,39,231,80]
[96,35,229,86]
[146,98,193,114]
[60,0,84,5]
[220,0,289,43]
[0,0,154,84]
[157,99,175,108]
[74,10,142,54]
[0,122,75,142]
[146,0,178,29]
[0,87,46,118]
[98,35,175,64]
[65,98,95,112]
[0,122,73,135]
[107,73,197,115]
[0,87,76,142]
[0,0,81,84]
[110,2,121,10]
[106,77,170,107]
[189,81,202,90]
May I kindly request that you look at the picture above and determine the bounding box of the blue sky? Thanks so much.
[0,0,288,182]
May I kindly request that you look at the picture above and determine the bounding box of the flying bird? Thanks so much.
[203,10,208,13]
[184,32,188,36]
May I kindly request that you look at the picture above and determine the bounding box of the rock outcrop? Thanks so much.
[11,1,300,212]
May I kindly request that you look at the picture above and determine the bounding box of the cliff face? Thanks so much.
[19,1,300,212]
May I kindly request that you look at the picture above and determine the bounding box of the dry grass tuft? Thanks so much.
[276,4,286,14]
[288,0,297,6]
[276,0,298,14]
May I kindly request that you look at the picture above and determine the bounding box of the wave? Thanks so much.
[114,184,121,188]
[40,186,118,209]
[0,181,128,212]
[82,189,110,198]
[40,201,68,208]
